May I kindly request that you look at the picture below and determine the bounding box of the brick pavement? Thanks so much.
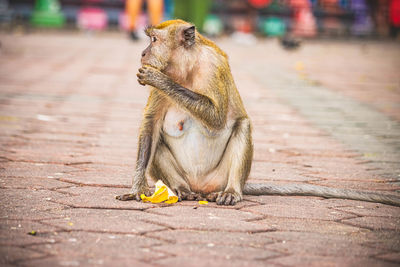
[0,32,399,266]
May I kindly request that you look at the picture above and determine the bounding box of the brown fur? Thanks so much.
[116,19,252,205]
[115,20,400,207]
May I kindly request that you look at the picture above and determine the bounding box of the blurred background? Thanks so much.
[1,0,400,40]
[0,3,399,264]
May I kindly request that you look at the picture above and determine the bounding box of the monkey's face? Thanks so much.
[141,24,196,73]
[141,29,171,71]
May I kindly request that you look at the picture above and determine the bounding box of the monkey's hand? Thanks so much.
[115,185,152,201]
[137,65,166,87]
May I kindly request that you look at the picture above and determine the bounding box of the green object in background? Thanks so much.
[174,0,211,32]
[31,0,65,27]
[203,14,223,36]
[261,17,286,36]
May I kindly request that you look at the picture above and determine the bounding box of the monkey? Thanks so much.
[116,19,251,206]
[116,19,400,207]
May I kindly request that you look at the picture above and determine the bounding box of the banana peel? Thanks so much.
[140,180,178,204]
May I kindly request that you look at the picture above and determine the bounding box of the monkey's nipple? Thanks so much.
[178,121,184,131]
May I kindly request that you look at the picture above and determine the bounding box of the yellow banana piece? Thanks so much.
[140,180,178,204]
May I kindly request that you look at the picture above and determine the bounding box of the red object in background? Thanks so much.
[77,7,108,30]
[390,0,400,26]
[290,0,311,8]
[290,0,317,37]
[292,8,317,37]
[119,12,129,31]
[232,16,253,33]
[248,0,272,8]
[81,0,103,3]
[119,12,147,32]
[320,0,339,7]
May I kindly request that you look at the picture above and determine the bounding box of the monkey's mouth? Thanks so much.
[142,63,155,68]
[141,58,164,71]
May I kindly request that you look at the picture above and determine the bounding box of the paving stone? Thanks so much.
[254,66,400,180]
[243,197,354,220]
[333,202,400,217]
[286,157,380,181]
[63,163,134,173]
[269,254,399,267]
[59,169,133,187]
[298,42,400,122]
[153,256,274,267]
[145,205,271,233]
[3,146,91,165]
[265,236,387,257]
[0,162,78,179]
[261,230,370,243]
[28,231,165,265]
[254,217,360,234]
[0,189,69,220]
[361,230,400,252]
[374,252,400,263]
[20,257,157,267]
[0,246,48,265]
[253,146,297,163]
[41,209,166,234]
[148,205,263,220]
[321,198,393,208]
[0,220,62,246]
[153,243,280,261]
[341,216,400,231]
[4,128,98,144]
[254,123,324,138]
[250,161,316,182]
[56,154,136,170]
[0,177,71,190]
[147,230,274,247]
[54,186,155,210]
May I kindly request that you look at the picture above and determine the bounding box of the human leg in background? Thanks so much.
[147,0,163,26]
[126,0,143,40]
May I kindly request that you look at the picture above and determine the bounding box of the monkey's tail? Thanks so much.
[243,183,400,207]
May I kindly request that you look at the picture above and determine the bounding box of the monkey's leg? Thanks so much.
[116,90,164,201]
[206,118,253,206]
[150,141,203,201]
[126,0,143,31]
[116,129,154,201]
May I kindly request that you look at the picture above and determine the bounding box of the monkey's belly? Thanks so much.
[162,108,232,193]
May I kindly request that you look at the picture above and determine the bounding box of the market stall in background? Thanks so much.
[2,0,400,38]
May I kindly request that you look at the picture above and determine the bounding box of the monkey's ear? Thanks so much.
[182,25,195,48]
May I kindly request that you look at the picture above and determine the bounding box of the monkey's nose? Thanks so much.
[141,51,146,57]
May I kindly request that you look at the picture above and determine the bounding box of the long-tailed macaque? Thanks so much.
[117,20,400,207]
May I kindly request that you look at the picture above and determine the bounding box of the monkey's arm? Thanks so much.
[116,89,164,201]
[137,66,228,130]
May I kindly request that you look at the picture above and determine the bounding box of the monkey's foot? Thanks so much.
[176,190,203,201]
[206,191,242,205]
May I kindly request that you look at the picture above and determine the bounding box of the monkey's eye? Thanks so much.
[151,36,157,42]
